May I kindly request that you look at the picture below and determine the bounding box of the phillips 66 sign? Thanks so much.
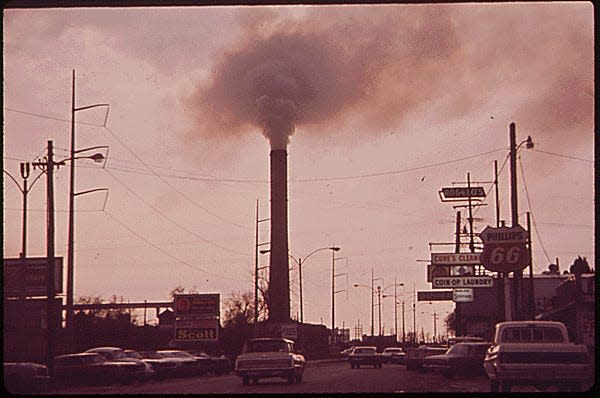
[480,225,530,273]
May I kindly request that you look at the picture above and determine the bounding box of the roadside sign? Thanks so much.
[441,187,486,199]
[452,288,474,302]
[451,265,474,276]
[432,276,494,289]
[174,318,219,342]
[431,252,481,266]
[3,257,63,297]
[480,225,529,273]
[417,290,453,301]
[174,294,220,318]
[427,265,450,282]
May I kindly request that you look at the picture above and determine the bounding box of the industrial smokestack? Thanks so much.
[268,149,290,323]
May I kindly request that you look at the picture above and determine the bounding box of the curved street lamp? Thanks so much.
[261,245,340,324]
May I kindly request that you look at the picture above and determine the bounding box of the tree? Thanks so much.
[222,291,255,328]
[167,284,200,300]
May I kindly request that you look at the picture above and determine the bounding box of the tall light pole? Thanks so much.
[66,69,109,342]
[354,270,383,338]
[261,245,339,325]
[508,122,534,321]
[332,250,346,343]
[382,278,405,341]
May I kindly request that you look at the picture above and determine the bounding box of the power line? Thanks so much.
[101,125,251,230]
[531,148,593,163]
[3,106,105,127]
[102,210,250,283]
[104,168,250,257]
[518,156,552,264]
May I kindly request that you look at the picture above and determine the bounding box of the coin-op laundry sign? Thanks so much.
[480,225,529,273]
[432,276,494,289]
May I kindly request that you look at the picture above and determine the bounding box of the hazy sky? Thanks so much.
[3,3,594,336]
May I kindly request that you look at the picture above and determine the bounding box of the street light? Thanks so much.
[260,246,340,324]
[354,269,383,337]
[381,279,406,341]
[66,69,109,343]
[420,311,438,343]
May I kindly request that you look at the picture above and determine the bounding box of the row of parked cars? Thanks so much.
[4,347,232,393]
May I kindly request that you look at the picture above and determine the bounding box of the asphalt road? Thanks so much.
[46,360,493,394]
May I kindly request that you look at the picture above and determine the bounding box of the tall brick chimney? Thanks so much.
[268,149,290,323]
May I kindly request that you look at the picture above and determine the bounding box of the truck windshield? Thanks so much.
[502,327,564,342]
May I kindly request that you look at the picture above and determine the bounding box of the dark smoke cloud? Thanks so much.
[185,4,592,150]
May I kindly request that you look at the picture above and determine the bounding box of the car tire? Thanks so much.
[287,375,295,384]
[242,376,250,386]
[350,363,355,369]
[251,377,259,384]
[295,374,302,383]
[499,381,511,392]
[356,364,360,369]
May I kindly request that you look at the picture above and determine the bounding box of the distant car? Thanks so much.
[423,342,491,378]
[405,345,448,371]
[348,346,383,369]
[138,351,180,379]
[85,347,155,381]
[235,338,306,385]
[124,349,177,379]
[54,352,145,385]
[187,350,232,375]
[380,347,406,364]
[4,362,50,393]
[157,350,203,376]
[340,347,356,357]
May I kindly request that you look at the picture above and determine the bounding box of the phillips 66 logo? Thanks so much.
[480,225,530,273]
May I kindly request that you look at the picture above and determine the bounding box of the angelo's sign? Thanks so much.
[174,294,220,317]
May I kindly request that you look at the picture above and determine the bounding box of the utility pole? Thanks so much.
[509,122,522,321]
[527,212,535,319]
[467,173,475,253]
[32,141,62,377]
[370,269,374,336]
[494,160,505,323]
[394,277,398,343]
[401,301,406,344]
[454,211,463,336]
[377,285,382,336]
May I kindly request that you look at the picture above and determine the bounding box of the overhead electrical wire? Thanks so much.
[104,168,251,257]
[518,155,552,265]
[102,209,250,283]
[531,148,593,163]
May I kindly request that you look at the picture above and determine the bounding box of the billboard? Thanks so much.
[3,257,63,297]
[174,294,220,318]
[417,290,453,301]
[174,318,219,342]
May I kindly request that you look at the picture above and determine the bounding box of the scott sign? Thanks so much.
[480,225,530,273]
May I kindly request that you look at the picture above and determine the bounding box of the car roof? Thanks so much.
[55,353,103,359]
[86,347,123,352]
[246,338,294,343]
[354,346,377,349]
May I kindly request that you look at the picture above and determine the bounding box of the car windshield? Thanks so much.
[354,348,376,355]
[446,344,469,356]
[160,351,194,358]
[125,351,143,359]
[383,348,401,354]
[244,341,290,353]
[140,352,164,359]
[111,350,128,359]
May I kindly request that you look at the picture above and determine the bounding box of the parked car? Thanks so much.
[85,347,155,381]
[54,352,145,385]
[4,362,50,393]
[405,344,448,371]
[235,338,306,385]
[380,347,406,364]
[422,342,491,378]
[484,321,591,392]
[187,350,232,375]
[157,350,204,376]
[348,346,383,369]
[124,349,177,379]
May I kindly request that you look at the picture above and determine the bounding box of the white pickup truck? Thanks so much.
[483,321,591,392]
